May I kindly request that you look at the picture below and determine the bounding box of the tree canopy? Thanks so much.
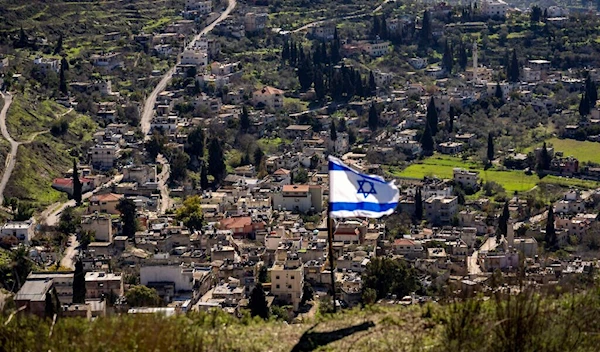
[175,196,205,232]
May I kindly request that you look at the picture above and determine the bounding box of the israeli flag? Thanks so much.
[328,156,399,218]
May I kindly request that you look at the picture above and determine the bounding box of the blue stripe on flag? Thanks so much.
[328,160,387,184]
[329,201,397,213]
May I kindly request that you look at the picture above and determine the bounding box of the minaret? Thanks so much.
[472,42,478,83]
[507,218,514,249]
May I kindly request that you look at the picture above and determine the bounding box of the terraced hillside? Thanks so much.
[3,94,97,207]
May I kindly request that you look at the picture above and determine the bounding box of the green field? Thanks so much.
[526,138,600,164]
[392,155,599,193]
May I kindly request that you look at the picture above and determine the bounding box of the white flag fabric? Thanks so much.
[328,156,399,218]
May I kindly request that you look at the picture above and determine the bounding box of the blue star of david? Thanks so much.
[357,179,377,198]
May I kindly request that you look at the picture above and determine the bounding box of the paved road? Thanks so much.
[0,92,15,205]
[468,236,499,275]
[60,235,79,270]
[140,0,237,138]
[291,0,392,33]
[41,174,124,227]
[157,154,172,214]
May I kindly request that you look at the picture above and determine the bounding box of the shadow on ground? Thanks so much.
[290,321,375,352]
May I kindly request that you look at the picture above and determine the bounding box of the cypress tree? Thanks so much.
[200,162,209,190]
[579,92,591,117]
[330,118,337,141]
[459,43,468,71]
[448,106,455,133]
[442,40,453,73]
[368,71,377,96]
[73,258,86,303]
[414,187,423,220]
[586,75,598,106]
[249,283,270,319]
[373,16,381,38]
[208,138,226,185]
[487,132,494,163]
[498,201,509,236]
[545,206,557,250]
[426,97,438,135]
[509,50,520,83]
[421,122,434,155]
[495,82,504,101]
[72,159,82,206]
[420,10,431,46]
[240,105,250,132]
[368,103,378,131]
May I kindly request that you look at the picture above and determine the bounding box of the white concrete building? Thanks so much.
[270,252,304,311]
[140,265,196,292]
[272,184,323,213]
[0,220,34,244]
[89,142,121,170]
[481,0,509,18]
[180,49,208,67]
[453,168,479,189]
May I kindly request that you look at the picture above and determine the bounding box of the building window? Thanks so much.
[276,284,280,289]
[276,276,280,280]
[290,275,294,280]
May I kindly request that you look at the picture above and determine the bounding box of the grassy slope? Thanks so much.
[527,137,600,164]
[4,104,97,207]
[392,155,600,193]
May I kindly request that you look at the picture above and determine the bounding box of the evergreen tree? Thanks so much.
[420,122,434,155]
[380,16,388,40]
[458,43,468,71]
[495,82,504,101]
[448,106,455,133]
[372,16,381,38]
[338,117,347,132]
[254,147,264,167]
[579,92,591,117]
[509,50,520,83]
[208,138,226,185]
[297,57,313,91]
[368,103,378,131]
[369,71,377,96]
[249,283,269,319]
[487,132,495,163]
[117,198,138,242]
[72,159,82,206]
[330,118,337,141]
[426,97,438,135]
[545,206,557,250]
[586,74,598,106]
[73,258,86,303]
[54,33,63,55]
[18,26,27,48]
[59,58,68,95]
[442,40,453,73]
[538,142,551,171]
[240,105,250,132]
[414,187,423,220]
[186,126,205,158]
[530,5,542,22]
[419,10,432,46]
[281,40,290,62]
[45,291,55,319]
[200,162,209,190]
[314,69,326,101]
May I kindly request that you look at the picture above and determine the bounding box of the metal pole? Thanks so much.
[327,205,337,313]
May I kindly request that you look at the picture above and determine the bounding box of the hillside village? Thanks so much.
[3,0,600,324]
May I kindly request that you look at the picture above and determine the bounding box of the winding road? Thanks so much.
[291,0,393,33]
[140,0,237,138]
[0,92,16,205]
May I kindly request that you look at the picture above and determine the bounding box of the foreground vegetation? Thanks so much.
[3,284,600,351]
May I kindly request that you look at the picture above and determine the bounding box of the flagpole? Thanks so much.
[327,203,337,313]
